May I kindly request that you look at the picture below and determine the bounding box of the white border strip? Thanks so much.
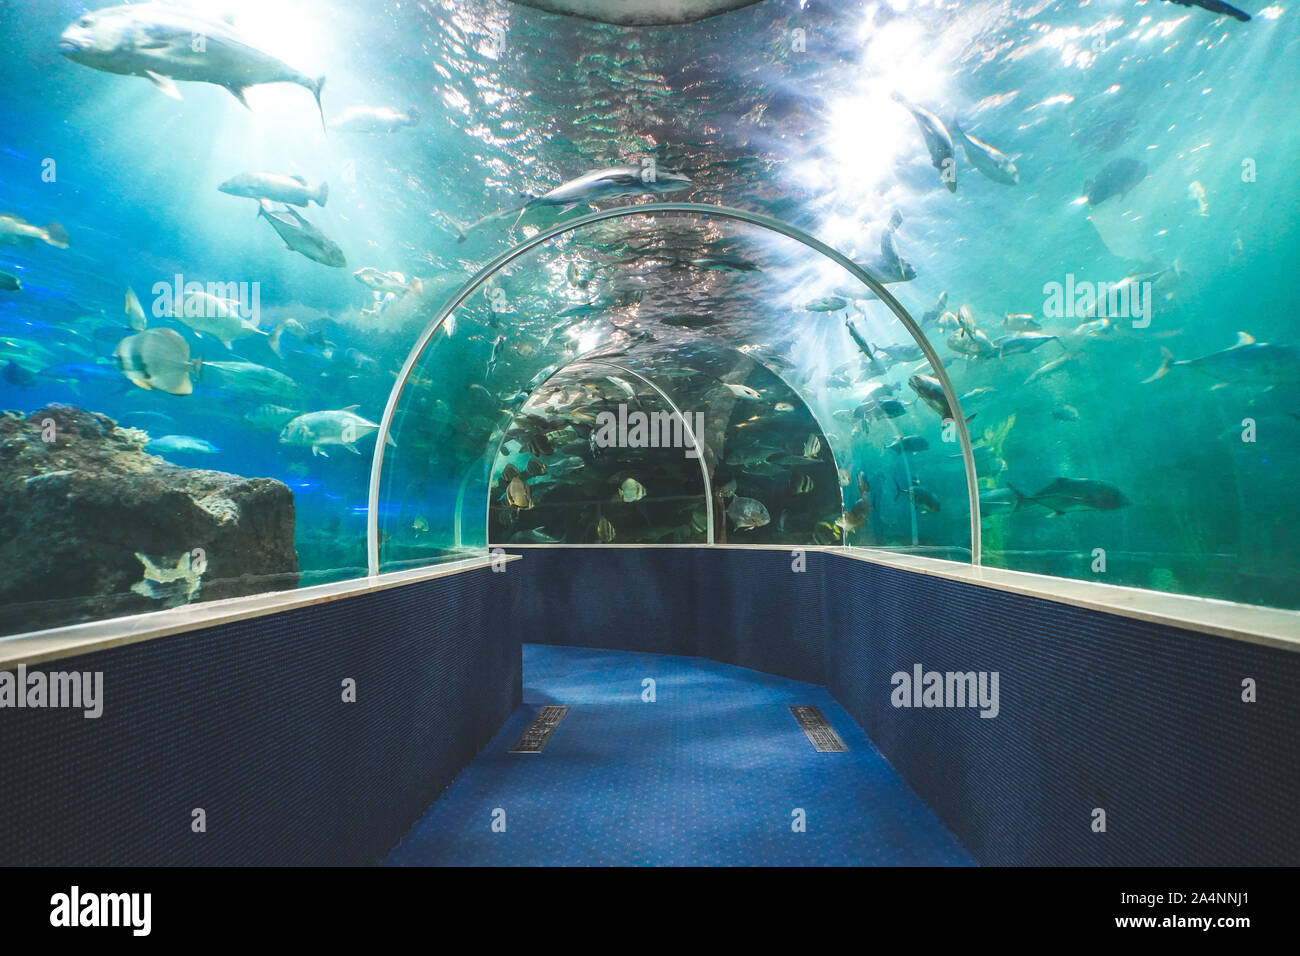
[835,549,1300,651]
[0,555,519,669]
[499,544,1300,651]
[3,545,1292,669]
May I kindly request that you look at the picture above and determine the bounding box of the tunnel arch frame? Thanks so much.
[482,341,850,546]
[484,355,719,543]
[367,202,981,574]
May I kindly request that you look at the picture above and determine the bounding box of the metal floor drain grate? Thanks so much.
[790,705,848,753]
[509,705,570,753]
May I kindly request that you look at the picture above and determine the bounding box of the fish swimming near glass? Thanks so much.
[726,495,770,530]
[219,172,329,208]
[857,216,918,285]
[950,121,1020,186]
[892,92,956,193]
[1084,158,1147,206]
[1162,0,1251,22]
[895,477,941,513]
[615,477,646,502]
[1143,332,1300,387]
[59,4,326,127]
[146,434,219,456]
[114,328,203,396]
[257,201,347,268]
[512,165,693,228]
[0,213,68,249]
[1012,478,1129,514]
[329,105,420,133]
[279,407,393,457]
[131,550,204,604]
[909,373,976,422]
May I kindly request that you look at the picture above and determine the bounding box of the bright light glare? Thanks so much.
[821,94,906,196]
[161,0,336,127]
[792,15,949,228]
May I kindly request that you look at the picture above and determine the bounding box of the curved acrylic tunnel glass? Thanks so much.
[371,204,978,568]
[486,341,844,545]
[487,357,711,545]
[583,341,843,545]
[371,285,622,572]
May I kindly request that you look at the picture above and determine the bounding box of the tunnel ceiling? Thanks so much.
[508,0,766,26]
[464,209,941,413]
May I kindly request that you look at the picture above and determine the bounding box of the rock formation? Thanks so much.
[0,404,298,635]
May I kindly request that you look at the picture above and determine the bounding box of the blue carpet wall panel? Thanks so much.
[0,568,520,866]
[5,546,1294,867]
[822,557,1300,866]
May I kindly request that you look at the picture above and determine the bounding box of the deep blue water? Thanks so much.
[1,0,1297,614]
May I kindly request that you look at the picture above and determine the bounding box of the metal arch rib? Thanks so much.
[589,359,715,543]
[718,349,850,547]
[496,349,835,547]
[367,202,981,574]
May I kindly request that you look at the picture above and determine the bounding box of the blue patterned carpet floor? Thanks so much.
[384,644,974,866]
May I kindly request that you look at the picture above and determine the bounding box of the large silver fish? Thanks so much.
[892,92,956,193]
[59,4,325,127]
[996,331,1059,355]
[219,172,328,207]
[514,165,692,226]
[353,268,422,297]
[511,1,762,25]
[947,327,999,360]
[204,360,302,400]
[171,291,265,349]
[909,373,975,422]
[858,226,917,284]
[114,328,202,396]
[1143,331,1300,387]
[329,105,419,133]
[280,407,392,457]
[0,213,69,248]
[951,121,1020,186]
[257,201,346,267]
[147,434,219,456]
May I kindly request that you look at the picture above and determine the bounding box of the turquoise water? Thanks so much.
[1,0,1297,632]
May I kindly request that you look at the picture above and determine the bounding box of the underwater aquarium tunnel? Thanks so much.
[1,0,1298,875]
[370,203,981,564]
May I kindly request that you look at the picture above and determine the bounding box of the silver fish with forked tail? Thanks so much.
[257,201,346,268]
[59,4,325,128]
[1143,332,1300,388]
[513,165,692,227]
[892,92,956,193]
